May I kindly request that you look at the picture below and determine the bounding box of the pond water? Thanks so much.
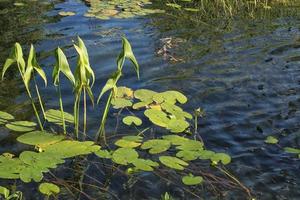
[0,0,300,199]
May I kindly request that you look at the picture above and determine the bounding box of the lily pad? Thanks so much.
[264,136,278,144]
[144,109,170,127]
[176,150,200,161]
[211,153,231,165]
[182,174,203,185]
[162,135,189,145]
[45,109,74,126]
[167,118,189,133]
[115,139,141,148]
[17,131,65,148]
[122,116,142,126]
[94,150,112,159]
[112,148,139,165]
[134,89,157,102]
[116,87,133,98]
[132,159,159,171]
[176,140,203,151]
[111,98,132,109]
[6,121,37,132]
[39,183,60,196]
[0,186,9,198]
[141,139,171,154]
[0,111,14,121]
[159,156,188,170]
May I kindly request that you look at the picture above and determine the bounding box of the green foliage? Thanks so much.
[122,116,142,126]
[39,183,60,196]
[45,109,74,126]
[211,153,231,165]
[5,121,37,132]
[84,0,164,20]
[284,147,300,158]
[0,186,10,199]
[182,174,203,185]
[131,159,159,171]
[0,111,14,125]
[264,136,278,144]
[159,156,188,170]
[141,139,171,154]
[112,148,139,165]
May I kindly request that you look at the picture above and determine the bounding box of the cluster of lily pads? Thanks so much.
[84,0,164,20]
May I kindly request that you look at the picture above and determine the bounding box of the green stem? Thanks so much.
[74,87,82,138]
[95,92,113,143]
[16,65,44,131]
[33,74,46,121]
[57,80,66,134]
[83,87,87,138]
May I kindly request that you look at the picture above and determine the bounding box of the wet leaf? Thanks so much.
[211,153,231,165]
[141,139,171,154]
[122,116,142,126]
[17,131,64,148]
[45,109,74,125]
[182,174,203,185]
[132,159,159,171]
[159,156,188,170]
[39,183,60,196]
[112,148,139,165]
[6,121,37,132]
[264,136,278,144]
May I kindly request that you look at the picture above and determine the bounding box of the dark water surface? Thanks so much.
[0,0,300,199]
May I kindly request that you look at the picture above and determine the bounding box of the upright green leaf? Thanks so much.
[27,45,47,86]
[53,47,75,86]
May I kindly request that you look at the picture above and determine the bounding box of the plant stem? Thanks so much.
[74,87,82,138]
[95,92,113,143]
[33,74,46,121]
[17,64,44,131]
[83,87,87,138]
[57,80,66,134]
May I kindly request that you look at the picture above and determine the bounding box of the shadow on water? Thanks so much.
[0,0,300,199]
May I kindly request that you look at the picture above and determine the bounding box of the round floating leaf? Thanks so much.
[159,156,188,170]
[39,183,60,196]
[134,89,157,102]
[115,139,141,148]
[122,116,142,126]
[133,101,151,109]
[162,135,189,145]
[0,155,25,179]
[122,136,143,142]
[264,136,278,144]
[45,109,74,125]
[161,102,192,120]
[94,150,112,159]
[153,91,187,104]
[176,140,203,151]
[116,87,133,98]
[182,174,203,185]
[176,150,200,161]
[144,109,170,127]
[132,159,159,171]
[198,150,215,160]
[0,186,10,198]
[211,153,231,165]
[111,98,132,109]
[112,148,139,165]
[17,131,65,148]
[167,118,189,133]
[0,111,14,120]
[6,121,37,132]
[141,139,171,154]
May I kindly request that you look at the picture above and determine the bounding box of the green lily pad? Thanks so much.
[264,136,278,144]
[39,183,60,196]
[182,174,203,185]
[122,116,142,126]
[116,87,133,98]
[144,109,170,127]
[176,150,200,161]
[162,135,189,145]
[0,155,25,179]
[141,139,171,154]
[112,148,139,165]
[6,121,37,132]
[198,150,215,160]
[153,91,187,104]
[211,153,231,165]
[284,147,300,154]
[134,89,157,102]
[45,109,74,126]
[131,159,159,171]
[115,139,141,148]
[176,140,203,151]
[159,156,188,170]
[0,186,9,198]
[0,111,14,121]
[167,118,190,133]
[111,98,132,109]
[17,131,65,148]
[94,150,112,159]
